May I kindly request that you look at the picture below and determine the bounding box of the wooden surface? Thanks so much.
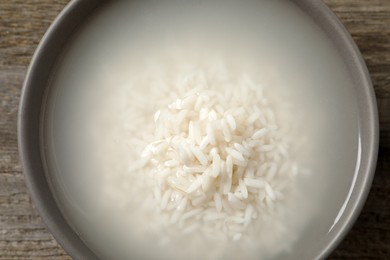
[0,0,389,259]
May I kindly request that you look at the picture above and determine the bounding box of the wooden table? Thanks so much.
[0,0,389,259]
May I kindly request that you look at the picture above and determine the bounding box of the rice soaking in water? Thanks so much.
[44,0,361,259]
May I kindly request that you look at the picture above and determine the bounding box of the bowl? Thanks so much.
[18,0,379,259]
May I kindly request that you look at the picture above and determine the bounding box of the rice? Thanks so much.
[137,67,299,241]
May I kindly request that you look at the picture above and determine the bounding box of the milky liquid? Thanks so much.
[44,1,360,259]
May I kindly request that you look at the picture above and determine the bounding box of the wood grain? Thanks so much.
[0,0,389,259]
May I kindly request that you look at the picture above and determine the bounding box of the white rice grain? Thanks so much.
[265,183,276,201]
[214,192,223,212]
[207,122,216,145]
[239,179,248,199]
[257,145,274,152]
[244,204,254,226]
[226,147,246,162]
[185,177,203,194]
[252,128,269,139]
[244,178,266,189]
[221,119,232,142]
[211,153,221,177]
[161,189,172,210]
[191,146,208,166]
[226,114,237,130]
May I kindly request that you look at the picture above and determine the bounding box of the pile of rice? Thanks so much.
[139,69,298,240]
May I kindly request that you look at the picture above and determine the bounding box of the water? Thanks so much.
[43,0,360,259]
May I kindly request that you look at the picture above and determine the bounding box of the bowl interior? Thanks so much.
[19,1,378,259]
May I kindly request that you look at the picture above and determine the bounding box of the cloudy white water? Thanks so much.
[44,0,360,259]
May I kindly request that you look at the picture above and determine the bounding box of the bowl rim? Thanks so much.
[18,0,379,259]
[292,1,379,258]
